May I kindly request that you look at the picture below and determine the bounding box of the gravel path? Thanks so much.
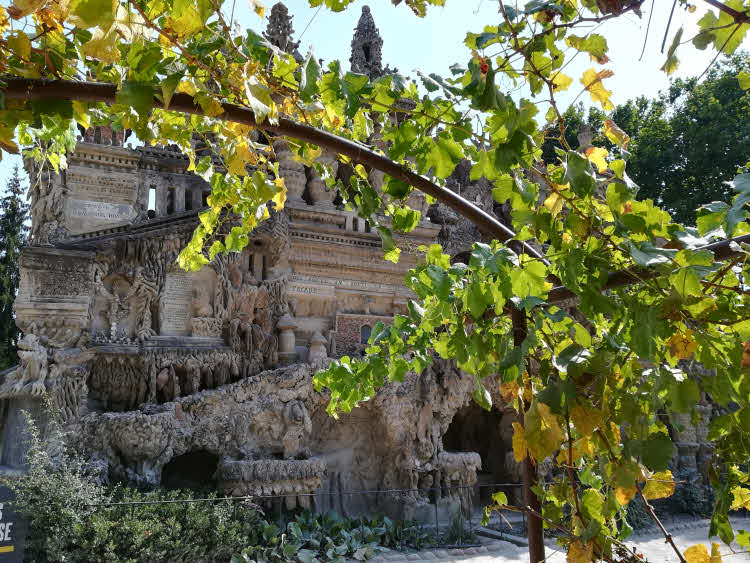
[363,516,750,562]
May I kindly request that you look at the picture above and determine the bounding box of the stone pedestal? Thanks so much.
[308,331,328,363]
[277,314,297,365]
[274,140,307,204]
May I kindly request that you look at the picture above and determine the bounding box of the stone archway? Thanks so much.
[443,405,519,503]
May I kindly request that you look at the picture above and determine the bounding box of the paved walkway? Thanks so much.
[363,516,750,562]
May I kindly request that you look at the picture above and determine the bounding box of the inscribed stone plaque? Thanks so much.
[0,487,24,563]
[160,270,194,336]
[67,167,136,203]
[67,199,137,234]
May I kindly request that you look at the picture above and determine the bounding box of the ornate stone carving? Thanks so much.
[0,334,48,397]
[263,2,301,57]
[350,6,384,79]
[282,400,312,459]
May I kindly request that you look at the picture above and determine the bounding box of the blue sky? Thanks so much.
[1,0,747,190]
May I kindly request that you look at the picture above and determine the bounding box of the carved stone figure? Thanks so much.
[191,285,213,318]
[282,400,312,459]
[0,334,49,397]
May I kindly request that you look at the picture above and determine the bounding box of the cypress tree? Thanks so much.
[0,165,29,369]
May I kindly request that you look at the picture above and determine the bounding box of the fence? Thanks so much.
[92,482,527,553]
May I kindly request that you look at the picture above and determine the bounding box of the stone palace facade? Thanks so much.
[0,3,713,519]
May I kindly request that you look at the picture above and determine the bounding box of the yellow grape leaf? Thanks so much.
[567,540,593,563]
[0,7,9,34]
[615,485,637,506]
[585,147,608,173]
[604,119,630,149]
[7,0,47,19]
[557,435,596,464]
[668,329,697,360]
[608,421,621,445]
[0,123,19,155]
[113,5,150,41]
[227,143,256,176]
[500,380,520,403]
[543,191,564,216]
[580,68,614,111]
[8,31,31,61]
[731,486,750,510]
[711,543,723,563]
[512,422,528,463]
[571,403,605,437]
[82,28,120,63]
[643,470,675,500]
[249,0,265,18]
[684,544,710,563]
[272,177,286,211]
[177,80,197,96]
[552,72,573,92]
[72,101,90,129]
[196,92,225,117]
[524,400,564,462]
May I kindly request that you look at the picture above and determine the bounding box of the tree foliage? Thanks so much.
[0,165,28,369]
[1,0,750,561]
[544,53,750,224]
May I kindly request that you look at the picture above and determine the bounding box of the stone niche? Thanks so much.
[159,267,218,337]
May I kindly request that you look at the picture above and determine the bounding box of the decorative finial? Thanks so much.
[350,5,384,79]
[264,2,300,56]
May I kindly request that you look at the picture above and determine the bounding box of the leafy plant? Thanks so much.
[233,511,435,563]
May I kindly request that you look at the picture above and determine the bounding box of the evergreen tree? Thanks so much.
[0,166,29,369]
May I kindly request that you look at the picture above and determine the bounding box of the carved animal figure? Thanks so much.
[8,334,49,396]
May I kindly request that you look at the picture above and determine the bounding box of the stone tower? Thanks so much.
[350,6,383,79]
[264,2,300,56]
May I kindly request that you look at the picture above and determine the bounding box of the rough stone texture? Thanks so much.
[350,6,384,79]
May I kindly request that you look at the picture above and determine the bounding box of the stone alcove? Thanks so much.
[161,450,220,490]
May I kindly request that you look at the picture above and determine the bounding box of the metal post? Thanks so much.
[512,306,545,563]
[434,495,440,545]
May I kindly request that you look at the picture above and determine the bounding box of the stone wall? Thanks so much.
[334,313,393,358]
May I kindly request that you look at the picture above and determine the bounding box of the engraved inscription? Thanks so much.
[67,169,135,202]
[69,200,136,223]
[160,271,194,336]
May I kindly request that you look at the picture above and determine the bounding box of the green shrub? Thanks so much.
[4,410,262,562]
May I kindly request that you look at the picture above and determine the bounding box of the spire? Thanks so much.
[350,6,384,79]
[264,2,300,56]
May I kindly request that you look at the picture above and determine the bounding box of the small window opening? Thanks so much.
[166,187,175,214]
[365,221,371,233]
[148,186,156,219]
[262,255,267,281]
[352,218,359,231]
[360,324,372,345]
[202,191,210,207]
[185,191,193,211]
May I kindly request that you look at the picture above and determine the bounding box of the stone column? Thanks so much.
[176,186,186,213]
[274,140,307,204]
[277,314,297,365]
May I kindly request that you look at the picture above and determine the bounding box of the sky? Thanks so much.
[1,0,748,190]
